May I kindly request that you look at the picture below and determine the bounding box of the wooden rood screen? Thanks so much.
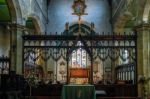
[22,31,137,85]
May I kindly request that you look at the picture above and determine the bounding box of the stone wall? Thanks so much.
[14,0,48,33]
[47,0,112,34]
[0,26,10,56]
[112,0,150,97]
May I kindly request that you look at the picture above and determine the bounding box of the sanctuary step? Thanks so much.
[25,96,141,99]
[95,84,137,97]
[24,84,137,97]
[25,96,60,99]
[97,97,141,99]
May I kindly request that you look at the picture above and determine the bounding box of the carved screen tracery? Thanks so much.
[23,23,137,84]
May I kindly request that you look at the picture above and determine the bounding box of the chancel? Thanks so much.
[0,0,150,99]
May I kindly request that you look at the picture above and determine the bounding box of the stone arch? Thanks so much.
[149,13,150,22]
[63,21,96,35]
[113,0,148,33]
[143,0,150,22]
[6,0,16,22]
[7,0,23,24]
[113,11,132,33]
[131,0,147,25]
[28,14,43,34]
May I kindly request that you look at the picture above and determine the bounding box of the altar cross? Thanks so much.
[72,0,88,33]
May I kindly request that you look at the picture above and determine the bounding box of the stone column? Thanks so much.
[10,24,25,75]
[135,23,150,98]
[10,24,17,72]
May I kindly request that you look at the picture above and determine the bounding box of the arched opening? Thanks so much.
[71,41,88,68]
[26,17,42,34]
[69,41,90,84]
[142,0,150,23]
[62,23,97,84]
[0,0,17,74]
[63,22,96,35]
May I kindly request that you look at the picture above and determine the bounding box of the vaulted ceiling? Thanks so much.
[0,0,11,22]
[107,0,112,6]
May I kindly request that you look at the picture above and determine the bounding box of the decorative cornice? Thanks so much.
[9,23,34,31]
[133,23,150,31]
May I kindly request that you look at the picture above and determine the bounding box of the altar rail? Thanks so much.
[24,96,141,99]
[97,97,141,99]
[95,84,137,97]
[114,84,137,96]
[24,84,137,97]
[26,84,63,96]
[0,74,25,98]
[0,74,25,91]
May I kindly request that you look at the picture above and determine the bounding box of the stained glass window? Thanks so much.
[71,41,87,68]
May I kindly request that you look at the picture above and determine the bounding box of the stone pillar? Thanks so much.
[134,23,150,98]
[16,26,24,75]
[10,24,25,75]
[10,24,17,72]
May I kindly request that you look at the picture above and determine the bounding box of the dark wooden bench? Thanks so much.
[97,97,141,99]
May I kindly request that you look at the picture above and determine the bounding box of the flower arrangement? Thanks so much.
[26,71,40,87]
[26,74,36,86]
[26,72,39,96]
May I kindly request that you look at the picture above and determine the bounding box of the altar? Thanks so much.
[69,68,90,84]
[61,85,96,99]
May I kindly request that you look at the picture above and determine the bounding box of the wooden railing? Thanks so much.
[24,84,137,97]
[24,96,141,99]
[95,84,137,97]
[115,62,135,83]
[97,97,141,99]
[0,74,25,98]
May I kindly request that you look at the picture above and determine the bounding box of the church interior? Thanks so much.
[0,0,150,99]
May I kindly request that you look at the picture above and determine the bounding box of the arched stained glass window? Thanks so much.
[71,41,87,68]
